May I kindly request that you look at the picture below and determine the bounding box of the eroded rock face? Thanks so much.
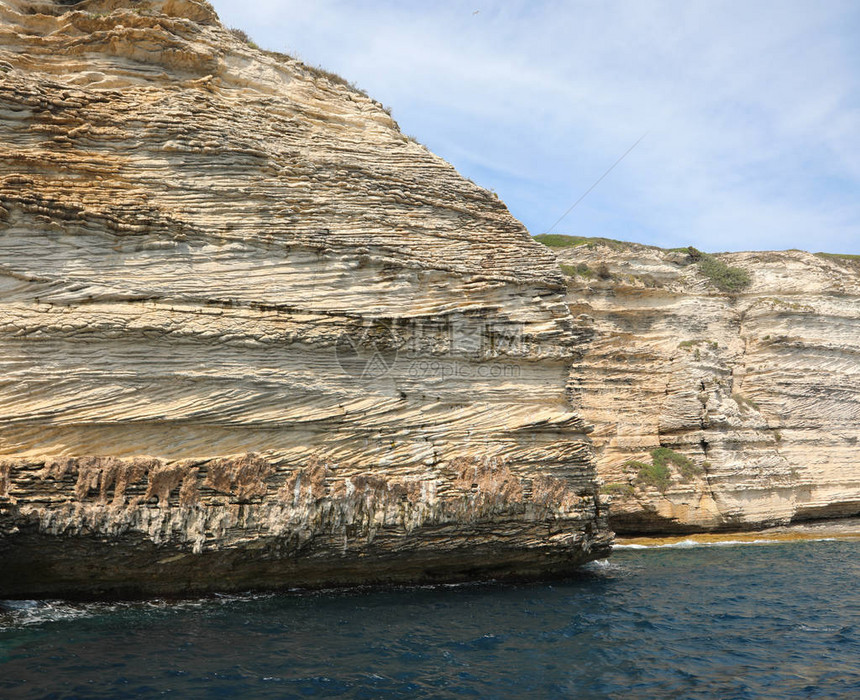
[557,241,860,533]
[0,0,610,597]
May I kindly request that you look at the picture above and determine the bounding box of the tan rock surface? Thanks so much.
[555,239,860,533]
[0,0,609,597]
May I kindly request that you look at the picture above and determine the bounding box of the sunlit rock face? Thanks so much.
[0,0,610,597]
[556,240,860,534]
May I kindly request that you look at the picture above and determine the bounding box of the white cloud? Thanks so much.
[211,0,860,253]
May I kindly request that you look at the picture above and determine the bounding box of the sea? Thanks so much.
[1,538,858,699]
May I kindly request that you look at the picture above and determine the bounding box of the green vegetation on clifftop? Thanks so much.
[533,234,632,251]
[687,247,751,292]
[228,27,369,97]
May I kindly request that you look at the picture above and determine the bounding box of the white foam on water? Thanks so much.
[0,592,276,630]
[585,558,614,568]
[0,600,95,628]
[581,558,634,577]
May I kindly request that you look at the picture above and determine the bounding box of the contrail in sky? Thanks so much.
[543,132,648,235]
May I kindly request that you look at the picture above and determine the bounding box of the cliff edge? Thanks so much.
[0,0,610,597]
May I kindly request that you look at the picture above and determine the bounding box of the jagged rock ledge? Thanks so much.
[1,453,606,598]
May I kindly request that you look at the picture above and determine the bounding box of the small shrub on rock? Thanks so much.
[696,254,751,292]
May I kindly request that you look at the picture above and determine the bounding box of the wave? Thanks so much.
[0,592,276,631]
[582,558,626,571]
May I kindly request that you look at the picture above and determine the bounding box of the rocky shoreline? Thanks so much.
[615,516,860,548]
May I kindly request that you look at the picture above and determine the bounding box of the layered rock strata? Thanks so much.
[555,239,860,533]
[0,0,610,597]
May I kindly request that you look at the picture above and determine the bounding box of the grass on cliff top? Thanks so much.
[533,234,633,251]
[228,28,369,97]
[815,252,860,264]
[687,247,751,293]
[229,28,259,49]
[536,236,858,268]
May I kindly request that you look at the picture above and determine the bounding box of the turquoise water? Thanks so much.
[2,540,858,698]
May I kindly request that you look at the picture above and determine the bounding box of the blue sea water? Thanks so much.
[1,539,858,699]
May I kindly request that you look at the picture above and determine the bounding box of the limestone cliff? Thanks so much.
[0,0,610,597]
[551,237,860,533]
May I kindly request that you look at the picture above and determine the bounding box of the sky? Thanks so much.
[211,0,860,254]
